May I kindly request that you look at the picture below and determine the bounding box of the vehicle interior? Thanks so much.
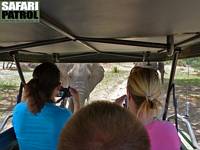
[0,0,200,149]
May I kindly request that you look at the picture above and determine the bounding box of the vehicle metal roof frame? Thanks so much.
[58,51,169,63]
[1,33,199,60]
[0,37,72,54]
[158,34,200,54]
[175,33,200,47]
[59,51,143,60]
[40,13,101,53]
[0,35,170,56]
[0,51,53,62]
[76,37,168,49]
[180,41,200,59]
[167,35,174,56]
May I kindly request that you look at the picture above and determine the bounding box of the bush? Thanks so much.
[165,57,200,69]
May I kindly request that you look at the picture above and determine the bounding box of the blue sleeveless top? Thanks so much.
[12,102,72,150]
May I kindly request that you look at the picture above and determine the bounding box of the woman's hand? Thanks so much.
[115,95,127,106]
[69,87,80,112]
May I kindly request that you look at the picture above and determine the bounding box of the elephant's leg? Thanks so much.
[161,71,164,84]
[158,69,164,84]
[158,63,165,84]
[85,96,90,105]
[3,62,5,69]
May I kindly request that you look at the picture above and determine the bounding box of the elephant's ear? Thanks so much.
[89,63,104,91]
[56,63,74,86]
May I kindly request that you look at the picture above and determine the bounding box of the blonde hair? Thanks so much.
[127,66,162,119]
[58,101,150,150]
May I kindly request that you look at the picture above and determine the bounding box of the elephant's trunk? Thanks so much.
[70,81,90,107]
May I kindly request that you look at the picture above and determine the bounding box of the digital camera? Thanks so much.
[59,87,71,99]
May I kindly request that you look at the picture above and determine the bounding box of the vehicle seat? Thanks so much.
[0,127,19,150]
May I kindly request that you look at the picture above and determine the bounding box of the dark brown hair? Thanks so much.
[58,101,150,150]
[24,62,60,114]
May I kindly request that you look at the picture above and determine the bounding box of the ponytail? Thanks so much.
[136,97,162,119]
[24,78,47,114]
[23,62,60,114]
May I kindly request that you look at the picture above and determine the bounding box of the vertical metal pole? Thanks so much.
[17,82,24,103]
[12,54,26,84]
[172,84,178,131]
[167,35,174,57]
[162,50,180,120]
[11,53,26,103]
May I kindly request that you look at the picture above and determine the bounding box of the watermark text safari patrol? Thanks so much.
[0,1,39,22]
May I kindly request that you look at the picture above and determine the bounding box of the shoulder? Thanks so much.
[45,104,72,126]
[146,120,181,149]
[12,102,28,125]
[146,120,177,131]
[45,103,72,117]
[156,120,177,130]
[13,102,27,113]
[146,120,180,141]
[146,120,180,150]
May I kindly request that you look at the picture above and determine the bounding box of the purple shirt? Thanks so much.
[145,120,181,150]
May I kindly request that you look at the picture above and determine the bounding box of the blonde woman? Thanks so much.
[116,66,180,150]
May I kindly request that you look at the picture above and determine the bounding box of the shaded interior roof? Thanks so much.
[0,0,200,63]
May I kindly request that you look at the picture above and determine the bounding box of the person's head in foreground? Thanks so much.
[127,66,162,123]
[58,101,150,150]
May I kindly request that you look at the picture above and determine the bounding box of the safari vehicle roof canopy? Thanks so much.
[0,0,200,63]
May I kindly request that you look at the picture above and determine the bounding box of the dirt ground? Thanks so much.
[0,63,200,144]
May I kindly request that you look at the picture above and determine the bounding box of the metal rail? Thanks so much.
[0,37,72,53]
[162,49,180,120]
[0,114,12,133]
[77,37,168,49]
[168,114,200,150]
[40,14,101,53]
[59,52,144,63]
[11,53,26,85]
[175,34,200,47]
[167,35,174,56]
[11,53,26,103]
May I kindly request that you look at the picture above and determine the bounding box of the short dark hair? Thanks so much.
[58,101,150,150]
[24,62,60,114]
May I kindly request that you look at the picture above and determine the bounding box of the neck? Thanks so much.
[50,95,55,102]
[140,116,154,125]
[129,107,155,125]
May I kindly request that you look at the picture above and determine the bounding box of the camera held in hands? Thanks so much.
[59,86,71,99]
[55,86,71,106]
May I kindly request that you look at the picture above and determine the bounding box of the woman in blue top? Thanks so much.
[12,62,80,150]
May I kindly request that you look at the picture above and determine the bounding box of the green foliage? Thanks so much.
[165,69,200,86]
[0,81,17,90]
[0,95,3,101]
[165,57,200,69]
[186,58,200,69]
[175,78,200,86]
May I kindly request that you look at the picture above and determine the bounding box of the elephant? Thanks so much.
[57,63,104,108]
[135,62,165,84]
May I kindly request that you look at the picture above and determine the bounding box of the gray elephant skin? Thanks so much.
[57,63,104,107]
